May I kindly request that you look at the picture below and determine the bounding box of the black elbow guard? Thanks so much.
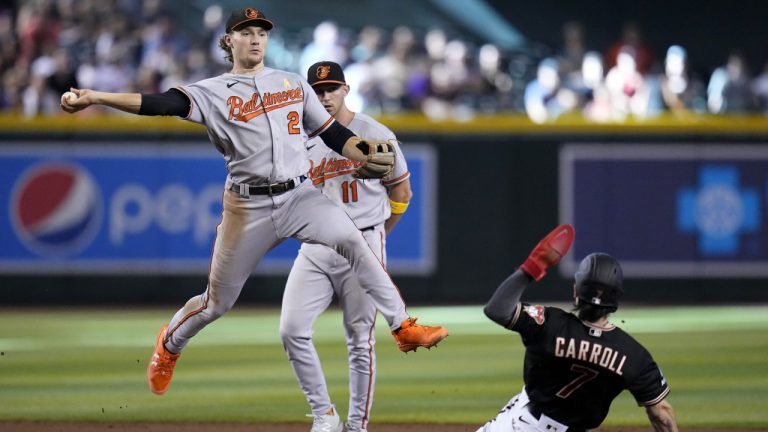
[139,88,191,117]
[319,121,355,154]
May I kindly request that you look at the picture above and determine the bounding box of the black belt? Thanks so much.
[526,402,586,432]
[230,176,306,197]
[360,225,376,232]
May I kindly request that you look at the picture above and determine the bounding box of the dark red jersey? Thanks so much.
[509,303,670,430]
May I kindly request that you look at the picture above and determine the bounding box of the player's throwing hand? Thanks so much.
[60,88,94,113]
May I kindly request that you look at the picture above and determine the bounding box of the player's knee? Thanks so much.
[205,296,235,319]
[332,231,368,259]
[279,320,312,343]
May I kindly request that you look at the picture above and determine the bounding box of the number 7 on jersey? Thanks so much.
[557,364,599,398]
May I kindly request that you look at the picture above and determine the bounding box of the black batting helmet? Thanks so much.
[574,253,624,311]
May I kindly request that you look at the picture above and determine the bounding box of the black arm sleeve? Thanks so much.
[319,121,355,155]
[138,88,191,117]
[483,269,533,328]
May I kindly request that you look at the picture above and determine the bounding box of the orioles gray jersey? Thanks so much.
[306,113,409,229]
[161,68,416,362]
[177,68,334,184]
[281,112,407,431]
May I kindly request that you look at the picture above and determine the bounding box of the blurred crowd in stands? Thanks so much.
[2,0,768,122]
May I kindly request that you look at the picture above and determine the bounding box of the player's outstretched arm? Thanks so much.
[483,270,531,328]
[484,224,575,328]
[60,88,142,114]
[645,399,678,432]
[61,88,190,117]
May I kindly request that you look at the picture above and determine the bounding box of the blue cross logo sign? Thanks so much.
[677,165,760,256]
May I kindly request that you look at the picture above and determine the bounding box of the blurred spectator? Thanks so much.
[371,26,419,113]
[2,66,25,111]
[423,39,475,121]
[350,25,383,63]
[299,21,348,75]
[0,10,16,73]
[524,57,577,124]
[45,48,78,99]
[1,0,767,120]
[343,60,374,113]
[563,51,602,106]
[753,62,768,112]
[140,15,188,76]
[561,51,612,122]
[203,4,230,68]
[707,51,755,113]
[658,45,705,115]
[606,21,654,74]
[344,27,385,113]
[16,1,61,69]
[605,46,650,120]
[556,21,586,77]
[475,43,514,113]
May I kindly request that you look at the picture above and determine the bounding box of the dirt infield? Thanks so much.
[0,423,746,432]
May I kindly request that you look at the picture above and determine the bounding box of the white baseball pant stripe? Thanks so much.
[477,389,576,432]
[164,180,409,353]
[280,225,385,431]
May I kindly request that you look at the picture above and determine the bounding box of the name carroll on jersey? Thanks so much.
[554,336,627,376]
[227,87,303,122]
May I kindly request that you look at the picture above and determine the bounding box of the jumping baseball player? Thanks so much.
[60,7,448,397]
[279,61,413,432]
[478,224,678,432]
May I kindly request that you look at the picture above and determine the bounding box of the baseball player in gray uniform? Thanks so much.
[60,7,448,397]
[280,61,412,432]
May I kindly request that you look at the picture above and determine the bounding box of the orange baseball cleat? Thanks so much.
[520,224,575,281]
[147,325,180,395]
[391,318,449,353]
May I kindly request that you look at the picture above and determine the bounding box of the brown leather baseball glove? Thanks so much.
[353,139,395,179]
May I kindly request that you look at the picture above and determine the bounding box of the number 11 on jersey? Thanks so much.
[341,180,358,203]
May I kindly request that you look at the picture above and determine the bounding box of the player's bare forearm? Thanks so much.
[646,399,678,432]
[60,88,141,115]
[92,91,142,114]
[385,180,412,235]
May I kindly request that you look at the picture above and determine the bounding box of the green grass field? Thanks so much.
[1,305,767,428]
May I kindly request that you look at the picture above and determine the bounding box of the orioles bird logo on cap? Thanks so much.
[244,8,259,18]
[317,65,331,79]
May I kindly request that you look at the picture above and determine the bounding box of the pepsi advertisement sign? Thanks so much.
[12,162,103,257]
[0,143,436,275]
[559,144,768,278]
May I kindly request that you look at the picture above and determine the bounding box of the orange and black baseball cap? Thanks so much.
[226,7,273,33]
[307,61,346,88]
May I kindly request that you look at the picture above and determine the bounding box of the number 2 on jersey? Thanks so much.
[341,180,359,203]
[287,111,300,134]
[556,364,599,398]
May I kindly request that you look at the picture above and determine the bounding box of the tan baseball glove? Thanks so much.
[353,139,395,179]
